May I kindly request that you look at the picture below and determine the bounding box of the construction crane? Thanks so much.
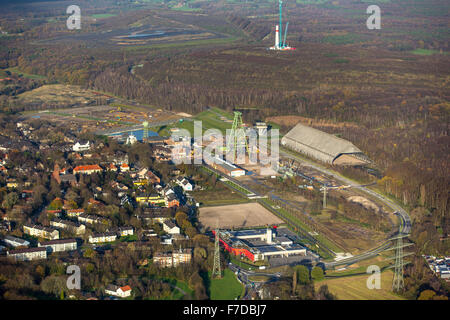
[269,0,295,51]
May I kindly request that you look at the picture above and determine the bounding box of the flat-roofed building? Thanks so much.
[172,248,192,266]
[153,249,192,267]
[7,247,47,261]
[4,235,30,248]
[38,238,77,253]
[205,154,245,177]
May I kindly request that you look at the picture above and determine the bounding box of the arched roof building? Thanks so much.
[281,123,370,165]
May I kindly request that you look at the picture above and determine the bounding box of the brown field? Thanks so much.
[198,202,284,230]
[315,270,404,300]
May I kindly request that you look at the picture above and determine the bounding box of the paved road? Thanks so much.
[279,149,412,268]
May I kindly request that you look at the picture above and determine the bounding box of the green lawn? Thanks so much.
[410,48,443,56]
[91,14,118,19]
[5,67,46,80]
[208,269,244,300]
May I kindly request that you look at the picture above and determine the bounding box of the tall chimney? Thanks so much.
[275,25,279,49]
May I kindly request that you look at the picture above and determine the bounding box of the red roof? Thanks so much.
[74,165,102,172]
[120,285,132,292]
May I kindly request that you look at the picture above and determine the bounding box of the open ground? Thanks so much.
[198,202,284,230]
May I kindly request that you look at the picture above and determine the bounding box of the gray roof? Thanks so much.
[281,123,365,164]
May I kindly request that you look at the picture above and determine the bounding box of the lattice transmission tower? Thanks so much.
[385,229,414,292]
[212,228,222,279]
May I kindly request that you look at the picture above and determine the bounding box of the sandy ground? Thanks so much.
[199,202,284,230]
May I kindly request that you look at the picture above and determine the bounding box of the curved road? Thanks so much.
[279,149,411,268]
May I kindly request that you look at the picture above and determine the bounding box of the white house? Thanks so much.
[105,285,132,298]
[73,141,91,152]
[4,235,30,248]
[163,220,180,235]
[89,232,117,244]
[176,177,193,192]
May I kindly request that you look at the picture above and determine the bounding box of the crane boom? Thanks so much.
[283,22,289,47]
[279,0,283,48]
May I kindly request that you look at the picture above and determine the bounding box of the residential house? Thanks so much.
[73,165,103,175]
[166,193,179,208]
[163,220,180,235]
[137,209,171,225]
[38,239,77,253]
[136,194,166,206]
[23,224,59,240]
[116,226,134,237]
[89,232,117,244]
[172,248,192,266]
[7,247,47,261]
[107,163,118,172]
[78,214,107,225]
[4,235,30,248]
[73,141,91,152]
[153,249,192,268]
[120,163,130,172]
[50,219,86,235]
[66,208,85,218]
[105,285,132,298]
[176,177,193,192]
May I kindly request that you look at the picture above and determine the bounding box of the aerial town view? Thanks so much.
[0,0,448,314]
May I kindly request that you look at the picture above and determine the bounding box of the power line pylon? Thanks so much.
[212,228,222,279]
[228,111,249,161]
[384,229,414,292]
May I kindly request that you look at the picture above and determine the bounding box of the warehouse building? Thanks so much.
[205,154,246,177]
[281,123,370,165]
[214,228,306,262]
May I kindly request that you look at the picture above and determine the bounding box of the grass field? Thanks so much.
[91,14,118,19]
[315,270,404,300]
[208,269,244,300]
[6,67,47,80]
[410,48,443,55]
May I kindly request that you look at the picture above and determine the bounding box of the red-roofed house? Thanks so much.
[73,165,103,175]
[105,285,132,298]
[120,163,129,172]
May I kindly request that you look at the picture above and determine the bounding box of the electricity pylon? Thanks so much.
[212,228,222,279]
[228,111,249,161]
[384,228,414,292]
